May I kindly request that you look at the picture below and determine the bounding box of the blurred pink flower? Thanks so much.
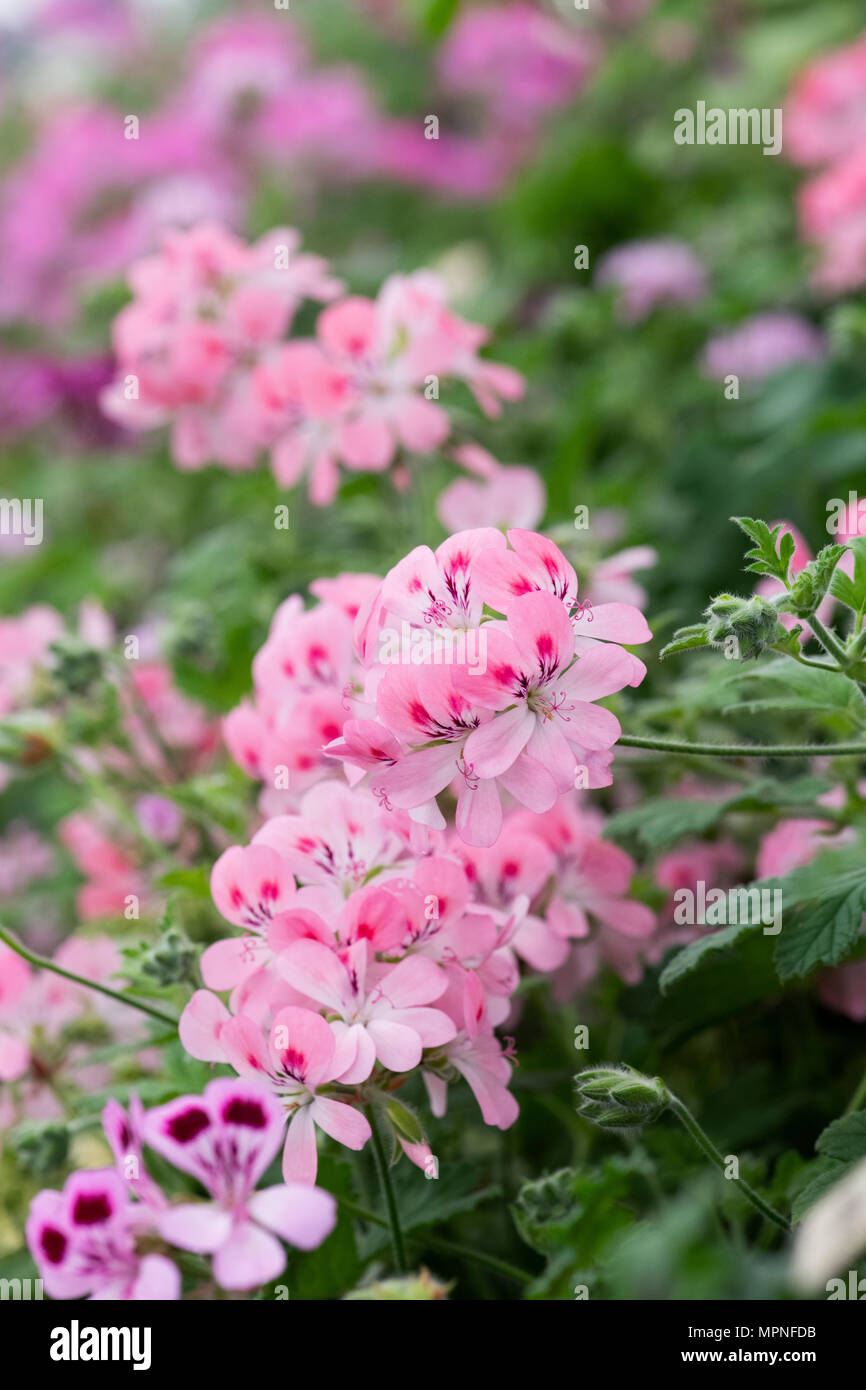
[596,239,706,322]
[701,314,825,382]
[785,35,866,166]
[438,446,546,531]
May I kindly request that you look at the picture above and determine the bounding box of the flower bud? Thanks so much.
[785,545,845,618]
[141,928,197,987]
[574,1065,668,1130]
[48,634,105,697]
[704,593,784,660]
[385,1099,425,1146]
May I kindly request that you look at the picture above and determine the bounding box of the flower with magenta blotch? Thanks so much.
[27,1169,180,1301]
[143,1078,336,1290]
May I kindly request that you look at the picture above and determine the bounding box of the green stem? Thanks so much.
[0,924,179,1027]
[844,1065,866,1115]
[808,614,851,669]
[336,1195,532,1287]
[364,1104,407,1274]
[808,615,866,706]
[668,1094,790,1234]
[617,734,866,758]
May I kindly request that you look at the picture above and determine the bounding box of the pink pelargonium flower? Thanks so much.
[474,527,652,683]
[144,1078,336,1290]
[203,843,297,991]
[798,149,866,292]
[458,590,634,807]
[27,1169,180,1301]
[515,799,656,945]
[437,453,546,533]
[424,1030,519,1131]
[276,938,456,1080]
[784,36,866,167]
[364,526,506,654]
[252,780,412,905]
[437,1,597,126]
[217,1006,372,1183]
[453,821,566,971]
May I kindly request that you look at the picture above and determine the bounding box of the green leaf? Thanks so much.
[604,777,830,854]
[659,918,761,994]
[721,658,865,722]
[830,536,866,614]
[816,1112,866,1164]
[659,624,709,660]
[421,0,461,36]
[774,870,866,981]
[357,1161,499,1259]
[791,1164,849,1224]
[604,797,720,853]
[731,516,793,584]
[157,866,211,897]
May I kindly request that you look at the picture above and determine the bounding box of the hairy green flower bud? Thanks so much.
[11,1120,69,1175]
[575,1065,668,1130]
[141,928,197,987]
[704,593,784,660]
[48,634,105,697]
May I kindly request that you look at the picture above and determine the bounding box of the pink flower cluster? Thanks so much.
[785,34,866,291]
[222,529,651,841]
[437,2,598,133]
[27,1079,336,1298]
[179,768,656,1182]
[335,527,651,845]
[102,222,524,502]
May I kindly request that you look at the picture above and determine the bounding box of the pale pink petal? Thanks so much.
[310,1096,371,1151]
[157,1202,233,1254]
[212,1218,286,1291]
[248,1183,337,1250]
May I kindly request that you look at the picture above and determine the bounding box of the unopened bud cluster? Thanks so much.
[575,1065,669,1129]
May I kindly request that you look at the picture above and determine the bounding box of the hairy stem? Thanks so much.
[617,734,866,758]
[668,1094,790,1233]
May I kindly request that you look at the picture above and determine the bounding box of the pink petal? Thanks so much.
[311,1096,371,1151]
[463,704,534,778]
[456,776,502,847]
[282,1107,319,1184]
[212,1218,286,1291]
[498,751,559,812]
[178,990,231,1064]
[575,602,651,644]
[129,1254,181,1300]
[158,1202,233,1254]
[248,1183,337,1251]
